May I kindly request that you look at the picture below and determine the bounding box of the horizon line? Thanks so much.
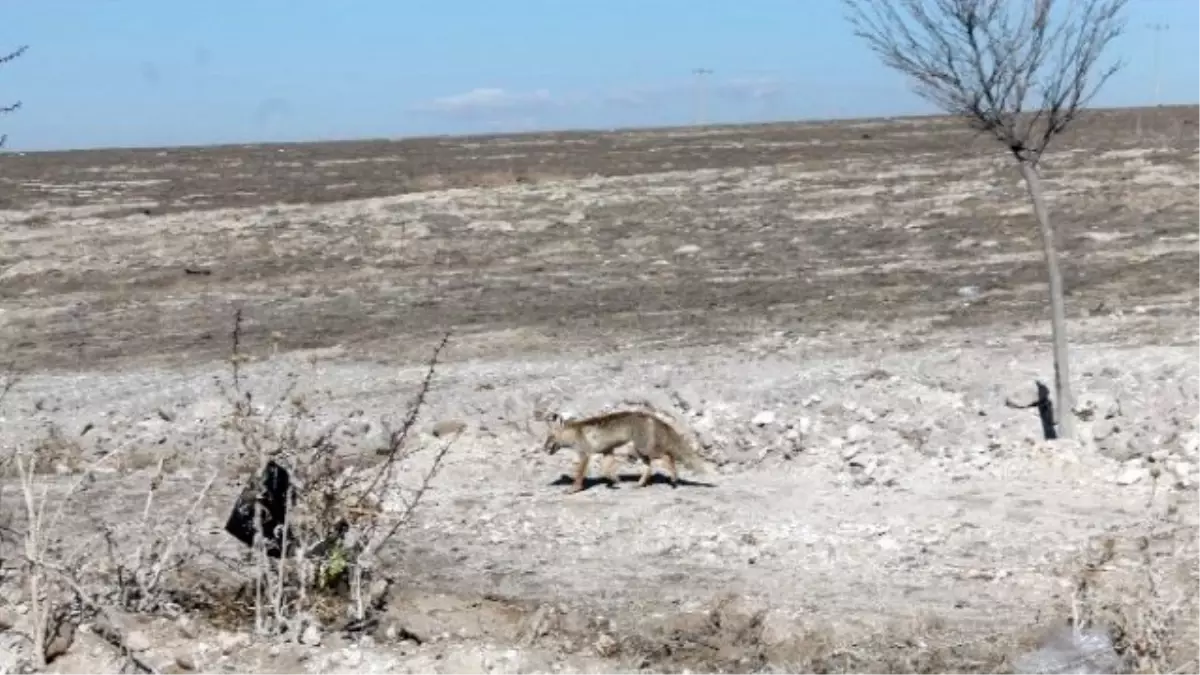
[5,101,1196,156]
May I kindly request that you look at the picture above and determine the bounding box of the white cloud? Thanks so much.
[602,75,788,109]
[714,76,785,101]
[412,76,790,120]
[412,87,556,115]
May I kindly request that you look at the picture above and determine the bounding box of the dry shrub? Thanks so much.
[1065,519,1200,674]
[0,307,457,666]
[0,378,216,670]
[211,308,456,637]
[6,447,175,673]
[2,423,86,476]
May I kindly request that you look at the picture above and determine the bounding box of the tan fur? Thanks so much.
[541,408,712,494]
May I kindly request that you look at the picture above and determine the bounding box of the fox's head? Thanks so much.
[539,412,572,455]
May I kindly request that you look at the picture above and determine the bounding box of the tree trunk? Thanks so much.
[1018,160,1076,440]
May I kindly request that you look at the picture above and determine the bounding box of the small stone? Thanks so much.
[1074,393,1120,421]
[431,420,466,438]
[593,632,619,657]
[176,617,199,639]
[957,285,980,299]
[217,631,249,654]
[1090,418,1120,441]
[845,424,871,444]
[1115,467,1147,486]
[300,623,322,647]
[802,394,822,407]
[841,445,860,461]
[751,411,776,427]
[125,630,152,652]
[674,244,701,256]
[367,578,390,606]
[174,653,197,672]
[1183,434,1199,457]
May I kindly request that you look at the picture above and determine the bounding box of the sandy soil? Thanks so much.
[1,106,1198,673]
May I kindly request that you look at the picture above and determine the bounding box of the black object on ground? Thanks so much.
[224,459,296,558]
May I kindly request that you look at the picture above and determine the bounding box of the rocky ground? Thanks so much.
[1,107,1198,673]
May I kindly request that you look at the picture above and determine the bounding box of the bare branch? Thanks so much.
[843,0,1128,163]
[0,45,27,149]
[355,330,452,506]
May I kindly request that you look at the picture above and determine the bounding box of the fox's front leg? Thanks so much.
[601,453,619,488]
[570,452,591,494]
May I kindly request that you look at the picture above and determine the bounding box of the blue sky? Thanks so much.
[2,0,1196,151]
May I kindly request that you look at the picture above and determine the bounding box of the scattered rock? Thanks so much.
[1073,393,1120,421]
[176,617,199,640]
[751,411,776,427]
[1089,418,1120,442]
[673,244,701,256]
[300,623,323,647]
[431,419,467,438]
[1183,432,1200,457]
[1114,466,1147,486]
[468,219,515,233]
[1012,626,1121,675]
[217,630,249,654]
[592,632,619,657]
[174,652,197,672]
[125,630,152,652]
[845,423,871,444]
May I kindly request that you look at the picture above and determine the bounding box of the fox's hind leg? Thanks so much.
[664,453,678,488]
[636,455,654,488]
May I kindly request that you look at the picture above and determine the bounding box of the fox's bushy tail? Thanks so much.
[617,399,716,475]
[669,431,715,475]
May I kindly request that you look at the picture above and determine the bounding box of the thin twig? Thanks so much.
[356,331,452,507]
[146,469,219,592]
[20,555,157,674]
[363,433,459,559]
[230,307,245,395]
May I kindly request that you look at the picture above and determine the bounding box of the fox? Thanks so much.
[540,406,713,494]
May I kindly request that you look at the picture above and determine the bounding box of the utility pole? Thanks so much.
[692,68,713,126]
[1147,22,1169,107]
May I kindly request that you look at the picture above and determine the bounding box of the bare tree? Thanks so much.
[843,0,1128,440]
[0,44,27,148]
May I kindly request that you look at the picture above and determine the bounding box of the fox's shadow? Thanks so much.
[549,472,717,492]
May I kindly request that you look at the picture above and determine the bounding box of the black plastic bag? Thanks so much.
[224,460,296,558]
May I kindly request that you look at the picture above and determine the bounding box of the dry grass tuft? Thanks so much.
[0,308,458,666]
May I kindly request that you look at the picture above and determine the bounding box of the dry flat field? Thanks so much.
[1,106,1198,673]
